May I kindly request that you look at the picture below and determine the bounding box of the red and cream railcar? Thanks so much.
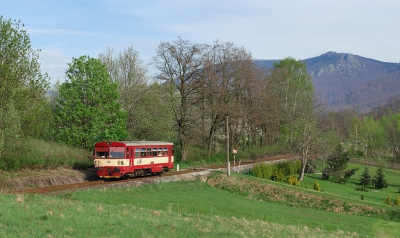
[94,141,174,179]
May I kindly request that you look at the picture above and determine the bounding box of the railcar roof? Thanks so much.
[96,141,173,146]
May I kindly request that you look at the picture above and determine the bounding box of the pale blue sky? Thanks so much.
[2,0,399,84]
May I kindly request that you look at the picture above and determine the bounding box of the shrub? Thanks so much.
[271,169,286,182]
[394,195,400,207]
[252,160,300,182]
[251,164,262,178]
[356,185,368,192]
[385,194,392,206]
[287,174,301,186]
[261,163,274,179]
[313,181,321,191]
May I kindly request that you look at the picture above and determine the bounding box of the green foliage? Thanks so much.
[385,194,392,206]
[373,167,388,189]
[331,168,359,184]
[0,138,92,170]
[271,169,286,182]
[359,116,386,160]
[288,174,301,186]
[251,160,301,183]
[378,113,400,162]
[252,163,275,179]
[0,103,21,162]
[0,16,49,167]
[359,166,372,186]
[394,195,400,207]
[322,144,358,183]
[55,56,127,150]
[313,181,321,191]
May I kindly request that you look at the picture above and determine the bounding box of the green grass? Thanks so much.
[0,138,93,171]
[1,177,400,237]
[1,159,400,237]
[301,163,400,207]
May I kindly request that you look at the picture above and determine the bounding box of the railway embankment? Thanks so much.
[1,154,294,193]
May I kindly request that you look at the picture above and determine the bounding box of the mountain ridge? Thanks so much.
[255,52,400,111]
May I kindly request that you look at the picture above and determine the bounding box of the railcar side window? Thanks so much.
[140,148,146,157]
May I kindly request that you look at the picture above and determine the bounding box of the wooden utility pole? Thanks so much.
[226,115,230,176]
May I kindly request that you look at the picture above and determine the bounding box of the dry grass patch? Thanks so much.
[207,173,388,218]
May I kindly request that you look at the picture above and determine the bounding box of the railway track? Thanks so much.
[11,154,293,195]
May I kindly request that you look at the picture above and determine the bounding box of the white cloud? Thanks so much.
[38,49,71,84]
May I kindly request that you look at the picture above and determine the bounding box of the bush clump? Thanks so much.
[313,181,321,191]
[394,195,400,207]
[251,160,301,183]
[385,194,392,206]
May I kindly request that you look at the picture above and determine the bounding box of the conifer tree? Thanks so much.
[373,167,387,189]
[359,166,372,186]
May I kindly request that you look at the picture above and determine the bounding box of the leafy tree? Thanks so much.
[359,166,372,186]
[373,167,388,189]
[269,58,338,180]
[55,56,127,150]
[270,58,314,146]
[380,113,400,163]
[359,116,386,160]
[0,16,49,163]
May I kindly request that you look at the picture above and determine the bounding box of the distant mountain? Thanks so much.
[255,52,400,111]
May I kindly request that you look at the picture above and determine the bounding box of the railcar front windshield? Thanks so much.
[109,146,125,158]
[95,146,108,158]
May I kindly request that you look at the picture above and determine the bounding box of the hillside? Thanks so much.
[256,52,400,111]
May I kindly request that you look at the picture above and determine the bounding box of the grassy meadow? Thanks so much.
[1,163,400,237]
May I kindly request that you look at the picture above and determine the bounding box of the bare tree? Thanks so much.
[198,41,267,158]
[153,37,204,161]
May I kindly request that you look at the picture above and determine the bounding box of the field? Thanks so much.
[0,163,400,237]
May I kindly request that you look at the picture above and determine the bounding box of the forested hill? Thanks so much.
[255,51,400,112]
